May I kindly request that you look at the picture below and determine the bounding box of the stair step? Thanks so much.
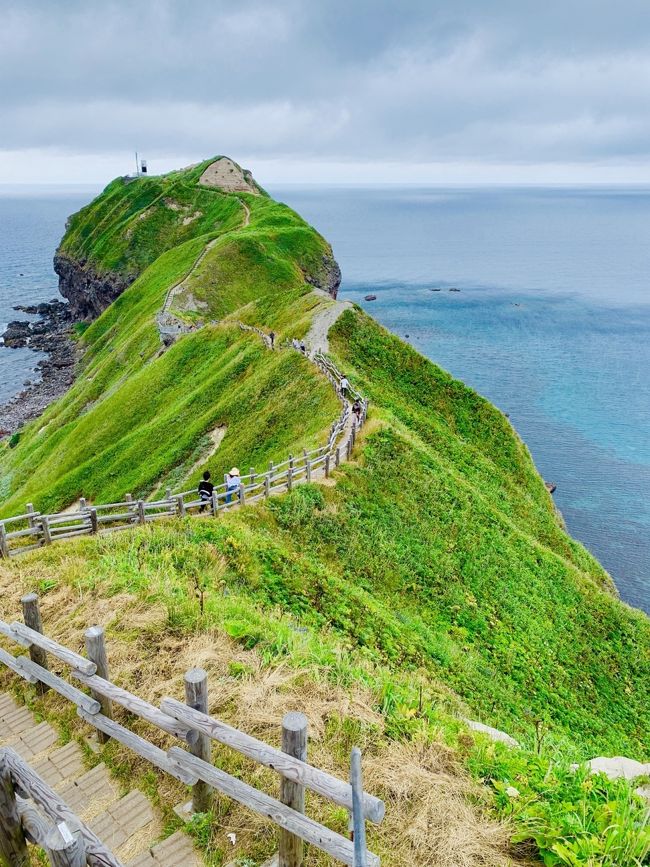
[89,790,155,854]
[59,763,120,819]
[33,741,85,787]
[6,720,58,760]
[0,704,34,739]
[128,831,202,866]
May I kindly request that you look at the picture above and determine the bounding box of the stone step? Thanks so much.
[59,762,122,820]
[32,741,85,788]
[0,703,34,740]
[128,830,202,867]
[89,789,156,856]
[5,720,58,761]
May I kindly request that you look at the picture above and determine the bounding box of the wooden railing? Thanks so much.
[0,746,122,866]
[0,354,367,560]
[0,593,384,866]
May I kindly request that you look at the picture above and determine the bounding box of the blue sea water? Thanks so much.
[270,186,650,614]
[1,185,649,615]
[0,188,96,404]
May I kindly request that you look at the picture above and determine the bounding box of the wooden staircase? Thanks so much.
[0,691,201,866]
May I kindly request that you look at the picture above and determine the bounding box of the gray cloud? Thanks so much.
[2,0,650,179]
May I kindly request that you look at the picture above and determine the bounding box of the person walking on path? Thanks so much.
[300,339,306,354]
[198,470,214,512]
[340,375,350,399]
[352,398,362,422]
[226,467,241,503]
[269,330,275,349]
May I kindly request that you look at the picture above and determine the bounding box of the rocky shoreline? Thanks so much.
[0,299,76,437]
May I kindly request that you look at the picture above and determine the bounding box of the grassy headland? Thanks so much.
[0,157,648,866]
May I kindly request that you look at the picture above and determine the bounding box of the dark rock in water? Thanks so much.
[0,299,76,436]
[364,294,377,301]
[449,287,461,292]
[405,334,410,338]
[430,287,442,292]
[545,482,557,494]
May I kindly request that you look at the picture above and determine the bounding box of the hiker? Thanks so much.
[300,340,306,354]
[198,470,214,512]
[269,331,275,349]
[292,338,299,350]
[352,399,362,422]
[340,375,350,398]
[225,467,241,503]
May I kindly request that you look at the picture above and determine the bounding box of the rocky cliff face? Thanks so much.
[305,252,341,299]
[54,253,134,320]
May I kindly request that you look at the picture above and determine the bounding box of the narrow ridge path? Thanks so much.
[0,691,202,866]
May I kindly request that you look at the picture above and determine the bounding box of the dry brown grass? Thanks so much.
[0,561,529,866]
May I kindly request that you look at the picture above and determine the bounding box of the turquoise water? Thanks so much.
[1,185,649,614]
[270,186,650,614]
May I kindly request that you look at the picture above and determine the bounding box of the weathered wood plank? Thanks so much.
[351,748,368,867]
[0,621,32,648]
[0,647,38,684]
[10,623,96,676]
[184,668,212,812]
[72,670,197,745]
[45,823,86,867]
[0,757,29,865]
[84,627,113,744]
[160,698,384,823]
[168,748,379,867]
[76,710,198,786]
[0,747,124,867]
[15,657,100,715]
[279,712,308,867]
[20,593,50,695]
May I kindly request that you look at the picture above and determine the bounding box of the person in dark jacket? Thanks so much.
[198,470,214,512]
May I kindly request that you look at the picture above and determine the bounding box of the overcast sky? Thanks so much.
[2,0,650,184]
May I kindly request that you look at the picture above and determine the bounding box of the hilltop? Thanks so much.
[0,157,648,867]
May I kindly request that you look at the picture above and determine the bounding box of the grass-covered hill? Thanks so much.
[0,157,648,867]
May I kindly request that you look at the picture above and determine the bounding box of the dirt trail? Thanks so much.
[305,290,353,355]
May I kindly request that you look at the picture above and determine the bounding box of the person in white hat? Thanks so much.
[226,467,241,504]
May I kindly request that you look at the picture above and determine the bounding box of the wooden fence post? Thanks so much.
[306,459,311,484]
[264,475,270,498]
[184,668,212,813]
[0,761,29,866]
[85,626,113,744]
[0,524,9,560]
[176,495,186,518]
[350,748,368,867]
[21,593,49,694]
[249,467,256,485]
[289,454,294,471]
[137,500,146,525]
[45,823,85,867]
[239,484,246,507]
[279,711,308,867]
[211,491,219,517]
[346,438,352,460]
[26,503,36,529]
[79,498,87,512]
[324,454,330,478]
[335,447,340,468]
[287,467,293,492]
[165,487,173,501]
[89,509,98,534]
[41,516,52,546]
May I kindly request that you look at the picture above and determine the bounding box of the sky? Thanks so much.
[2,0,650,185]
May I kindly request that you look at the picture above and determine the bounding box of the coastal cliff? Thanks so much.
[1,155,648,867]
[53,253,133,319]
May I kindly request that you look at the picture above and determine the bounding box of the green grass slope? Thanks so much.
[0,158,340,513]
[0,157,648,866]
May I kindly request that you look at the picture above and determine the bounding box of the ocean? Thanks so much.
[271,185,650,614]
[1,185,649,614]
[0,188,97,403]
